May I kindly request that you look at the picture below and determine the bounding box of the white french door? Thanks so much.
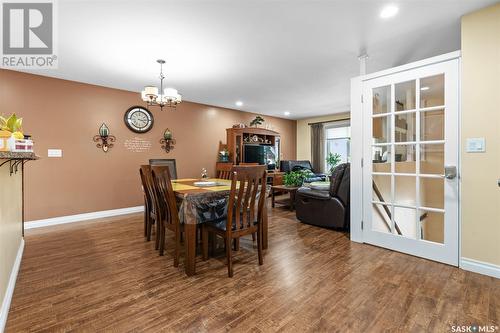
[362,59,459,266]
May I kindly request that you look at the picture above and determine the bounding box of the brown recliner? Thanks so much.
[295,163,350,230]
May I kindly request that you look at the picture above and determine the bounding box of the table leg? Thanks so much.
[271,189,275,208]
[184,223,197,276]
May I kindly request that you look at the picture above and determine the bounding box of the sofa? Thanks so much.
[295,163,350,230]
[280,160,326,182]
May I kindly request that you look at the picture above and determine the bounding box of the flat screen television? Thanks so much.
[244,145,265,165]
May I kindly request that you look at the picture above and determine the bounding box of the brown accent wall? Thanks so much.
[0,70,296,221]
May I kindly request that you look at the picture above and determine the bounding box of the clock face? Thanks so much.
[124,106,154,133]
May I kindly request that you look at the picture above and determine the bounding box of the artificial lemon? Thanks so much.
[13,131,24,139]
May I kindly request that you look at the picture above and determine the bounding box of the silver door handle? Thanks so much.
[444,166,457,179]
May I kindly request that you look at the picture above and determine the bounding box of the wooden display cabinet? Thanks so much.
[225,127,281,167]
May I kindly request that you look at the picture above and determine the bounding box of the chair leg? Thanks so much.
[257,227,263,266]
[146,215,153,242]
[155,218,161,250]
[252,232,256,242]
[159,225,165,256]
[202,226,209,261]
[144,203,148,237]
[233,238,240,251]
[226,236,233,277]
[174,228,180,267]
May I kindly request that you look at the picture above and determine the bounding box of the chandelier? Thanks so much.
[141,59,182,110]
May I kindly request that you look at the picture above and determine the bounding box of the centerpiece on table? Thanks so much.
[0,113,33,152]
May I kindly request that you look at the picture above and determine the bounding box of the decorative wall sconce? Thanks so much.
[160,128,176,153]
[93,123,116,153]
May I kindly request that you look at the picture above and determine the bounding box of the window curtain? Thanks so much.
[310,123,325,173]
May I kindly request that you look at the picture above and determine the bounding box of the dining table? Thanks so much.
[172,178,269,276]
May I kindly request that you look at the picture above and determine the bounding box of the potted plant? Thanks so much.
[219,148,230,162]
[283,169,314,187]
[326,152,342,174]
[249,115,265,127]
[0,113,27,152]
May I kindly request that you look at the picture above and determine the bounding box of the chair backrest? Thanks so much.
[280,160,314,173]
[149,159,177,179]
[151,165,180,229]
[329,163,350,206]
[139,165,154,210]
[216,163,233,180]
[226,165,267,234]
[336,163,350,206]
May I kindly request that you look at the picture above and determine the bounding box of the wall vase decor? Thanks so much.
[93,123,116,153]
[160,128,176,153]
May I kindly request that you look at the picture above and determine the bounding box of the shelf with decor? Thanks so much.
[225,127,281,170]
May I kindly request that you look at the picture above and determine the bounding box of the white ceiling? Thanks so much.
[18,0,497,119]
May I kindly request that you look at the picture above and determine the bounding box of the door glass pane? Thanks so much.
[420,210,444,244]
[395,144,416,173]
[420,74,444,108]
[420,144,444,174]
[373,116,391,144]
[372,175,391,203]
[373,85,391,115]
[395,80,416,111]
[421,109,444,141]
[395,112,416,142]
[394,176,416,206]
[373,146,391,172]
[394,207,417,239]
[420,177,444,209]
[372,203,392,234]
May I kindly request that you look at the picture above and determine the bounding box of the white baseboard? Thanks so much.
[25,206,144,229]
[0,239,24,333]
[460,257,500,279]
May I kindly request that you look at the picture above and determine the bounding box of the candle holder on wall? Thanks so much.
[160,128,176,153]
[93,123,116,153]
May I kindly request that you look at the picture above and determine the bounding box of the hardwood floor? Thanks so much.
[6,202,500,332]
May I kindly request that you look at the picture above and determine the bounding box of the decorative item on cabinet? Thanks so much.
[160,128,176,153]
[249,115,265,127]
[219,148,230,162]
[93,123,116,153]
[0,113,33,152]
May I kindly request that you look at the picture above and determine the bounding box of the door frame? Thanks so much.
[350,51,461,264]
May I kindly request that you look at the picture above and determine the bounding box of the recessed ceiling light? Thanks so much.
[380,5,399,19]
[284,111,291,116]
[235,101,243,107]
[420,86,430,91]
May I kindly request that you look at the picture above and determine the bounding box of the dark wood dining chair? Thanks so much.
[216,162,233,179]
[151,165,182,267]
[202,165,267,277]
[139,165,158,246]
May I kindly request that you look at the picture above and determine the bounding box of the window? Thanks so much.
[324,120,351,172]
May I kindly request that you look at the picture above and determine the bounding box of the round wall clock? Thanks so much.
[124,106,154,133]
